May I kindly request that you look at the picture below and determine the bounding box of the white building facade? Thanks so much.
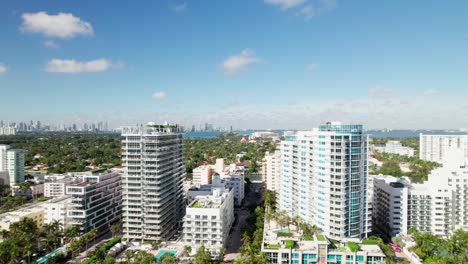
[121,123,185,241]
[279,122,371,240]
[419,133,468,163]
[374,140,415,157]
[264,150,281,192]
[183,175,234,256]
[0,145,25,185]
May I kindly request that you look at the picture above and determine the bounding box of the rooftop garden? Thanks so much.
[285,240,294,249]
[264,244,281,250]
[316,234,326,241]
[362,238,381,245]
[347,242,360,252]
[301,233,314,241]
[191,201,204,208]
[275,231,292,237]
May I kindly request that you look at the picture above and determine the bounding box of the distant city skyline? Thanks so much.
[1,1,467,129]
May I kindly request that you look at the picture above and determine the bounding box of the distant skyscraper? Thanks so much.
[121,122,185,241]
[0,145,25,185]
[278,122,370,239]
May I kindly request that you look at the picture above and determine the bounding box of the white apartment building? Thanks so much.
[183,175,234,256]
[223,173,244,206]
[44,176,81,198]
[373,176,409,236]
[264,150,281,192]
[192,159,224,187]
[373,140,415,157]
[188,173,245,206]
[0,127,16,136]
[66,172,122,232]
[279,122,370,240]
[427,148,468,231]
[42,196,72,227]
[249,131,280,141]
[373,174,453,237]
[419,133,468,163]
[121,123,185,242]
[0,145,25,185]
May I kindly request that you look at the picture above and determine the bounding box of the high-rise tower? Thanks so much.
[121,122,185,241]
[278,122,370,239]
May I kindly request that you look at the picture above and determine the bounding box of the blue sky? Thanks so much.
[0,0,467,129]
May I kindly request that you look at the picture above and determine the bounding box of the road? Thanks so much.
[225,183,263,261]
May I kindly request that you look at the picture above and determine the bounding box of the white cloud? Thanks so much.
[173,3,187,12]
[45,58,113,73]
[296,5,315,19]
[43,40,59,49]
[369,86,393,98]
[307,63,317,71]
[152,91,167,100]
[21,11,93,39]
[423,89,439,96]
[220,49,261,76]
[264,0,306,10]
[0,65,6,74]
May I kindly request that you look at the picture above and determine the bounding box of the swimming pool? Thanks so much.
[155,249,177,261]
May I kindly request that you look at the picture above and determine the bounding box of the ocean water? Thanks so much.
[183,130,466,139]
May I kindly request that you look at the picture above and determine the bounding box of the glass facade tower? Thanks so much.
[279,122,371,239]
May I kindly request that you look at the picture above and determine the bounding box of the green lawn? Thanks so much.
[192,201,203,208]
[285,240,294,249]
[265,244,281,249]
[316,234,326,241]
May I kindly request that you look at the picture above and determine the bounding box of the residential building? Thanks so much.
[192,159,224,187]
[262,219,385,264]
[66,171,122,232]
[373,140,415,157]
[223,173,244,206]
[42,196,72,227]
[264,150,281,192]
[188,173,245,206]
[0,145,25,185]
[373,174,453,237]
[0,127,16,136]
[278,122,370,240]
[183,175,234,256]
[419,133,468,163]
[44,176,81,198]
[121,122,185,242]
[249,131,280,141]
[372,176,409,237]
[0,206,44,232]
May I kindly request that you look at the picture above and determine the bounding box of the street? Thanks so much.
[224,183,263,261]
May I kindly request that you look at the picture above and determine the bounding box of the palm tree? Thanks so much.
[110,221,122,237]
[183,245,192,256]
[292,215,303,232]
[64,225,80,243]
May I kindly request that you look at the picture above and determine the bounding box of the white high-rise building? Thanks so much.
[427,148,468,231]
[0,145,25,185]
[121,122,185,242]
[183,175,234,256]
[373,140,415,157]
[373,149,467,237]
[419,133,468,163]
[0,127,16,136]
[278,122,370,240]
[373,175,452,237]
[264,150,281,192]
